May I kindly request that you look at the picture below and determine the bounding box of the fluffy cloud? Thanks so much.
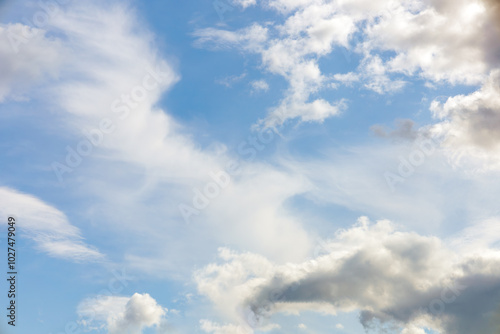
[195,217,500,333]
[194,1,355,128]
[195,0,500,128]
[78,293,167,334]
[349,0,500,85]
[430,70,500,171]
[0,187,103,262]
[360,0,497,85]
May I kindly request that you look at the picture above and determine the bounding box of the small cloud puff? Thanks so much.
[250,79,269,93]
[78,293,168,334]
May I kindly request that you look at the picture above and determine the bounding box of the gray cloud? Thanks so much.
[482,0,500,67]
[196,217,500,333]
[371,119,419,142]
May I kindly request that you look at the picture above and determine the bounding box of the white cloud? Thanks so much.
[359,0,494,85]
[2,0,315,279]
[78,293,167,334]
[336,0,500,88]
[194,2,355,128]
[195,217,500,334]
[333,72,359,86]
[217,73,247,88]
[250,79,269,92]
[266,0,323,14]
[197,167,314,263]
[0,23,64,102]
[193,24,268,51]
[448,217,500,256]
[3,1,500,333]
[195,0,500,128]
[358,55,406,94]
[230,0,257,9]
[429,70,500,171]
[200,319,280,333]
[401,325,427,334]
[256,98,346,129]
[0,187,103,262]
[200,320,252,334]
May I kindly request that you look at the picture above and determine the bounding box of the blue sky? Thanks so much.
[1,0,500,333]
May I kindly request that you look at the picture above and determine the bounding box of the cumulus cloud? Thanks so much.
[78,293,167,334]
[430,71,500,148]
[360,0,496,85]
[0,187,103,262]
[194,2,355,128]
[358,55,407,94]
[195,217,500,334]
[195,0,500,128]
[430,70,500,170]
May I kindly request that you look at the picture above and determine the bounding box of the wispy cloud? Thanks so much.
[7,0,315,279]
[216,72,247,87]
[0,187,103,262]
[249,79,269,93]
[0,23,64,102]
